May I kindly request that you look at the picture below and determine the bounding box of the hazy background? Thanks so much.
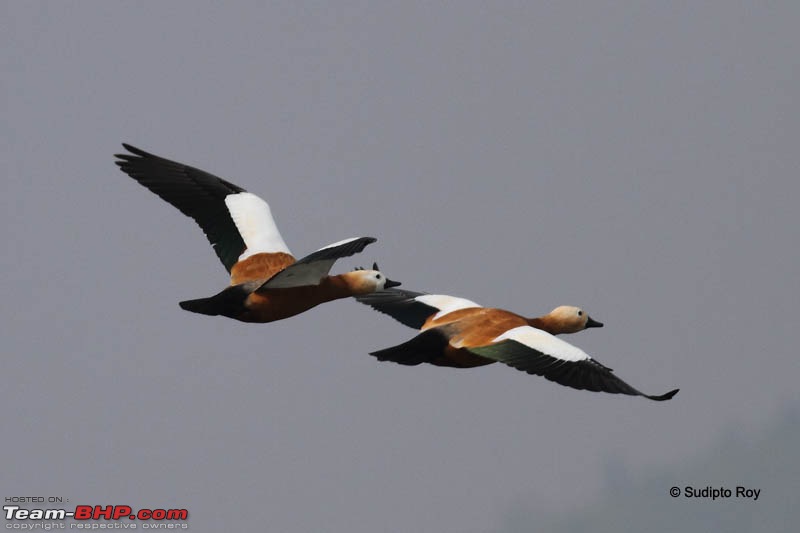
[3,2,798,531]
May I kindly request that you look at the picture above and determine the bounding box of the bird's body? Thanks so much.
[193,271,396,323]
[114,144,399,323]
[357,289,677,401]
[420,307,538,368]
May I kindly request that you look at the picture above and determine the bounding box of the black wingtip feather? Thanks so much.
[113,143,249,272]
[645,388,680,401]
[118,143,150,158]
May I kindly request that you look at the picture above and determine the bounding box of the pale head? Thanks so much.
[547,305,604,334]
[346,262,401,295]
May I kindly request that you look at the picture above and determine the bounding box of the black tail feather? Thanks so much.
[369,329,450,366]
[178,284,252,318]
[179,297,221,316]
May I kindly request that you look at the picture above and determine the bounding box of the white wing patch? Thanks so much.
[315,237,360,250]
[416,294,481,319]
[225,192,291,260]
[493,326,590,363]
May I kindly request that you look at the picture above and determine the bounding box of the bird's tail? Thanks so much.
[179,284,252,318]
[369,328,450,365]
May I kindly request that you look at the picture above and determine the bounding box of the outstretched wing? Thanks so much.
[259,236,376,289]
[356,289,481,329]
[114,143,291,272]
[467,326,678,401]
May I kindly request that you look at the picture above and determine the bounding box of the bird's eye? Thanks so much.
[376,274,382,279]
[577,310,583,316]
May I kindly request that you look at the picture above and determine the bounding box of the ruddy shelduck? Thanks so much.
[357,288,678,401]
[114,144,400,323]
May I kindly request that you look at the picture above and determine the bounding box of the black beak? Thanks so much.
[371,262,401,288]
[585,316,603,328]
[384,278,402,289]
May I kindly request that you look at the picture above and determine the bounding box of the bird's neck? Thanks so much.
[322,272,373,298]
[526,315,562,335]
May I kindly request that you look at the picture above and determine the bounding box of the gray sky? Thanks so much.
[2,2,798,532]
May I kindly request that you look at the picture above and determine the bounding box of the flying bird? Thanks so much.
[356,288,678,401]
[114,144,400,323]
